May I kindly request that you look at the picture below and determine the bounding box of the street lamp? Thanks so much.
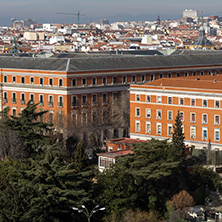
[72,205,105,222]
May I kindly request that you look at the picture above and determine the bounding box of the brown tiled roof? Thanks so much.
[143,76,222,91]
[97,149,134,158]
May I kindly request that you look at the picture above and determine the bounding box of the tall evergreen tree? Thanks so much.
[171,111,186,163]
[97,139,183,217]
[74,141,88,172]
[0,145,93,222]
[0,101,52,159]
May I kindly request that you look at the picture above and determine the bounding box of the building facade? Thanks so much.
[130,75,222,150]
[1,54,222,142]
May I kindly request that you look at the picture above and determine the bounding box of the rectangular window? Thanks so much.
[92,94,97,105]
[82,112,87,126]
[193,72,196,76]
[135,121,140,132]
[12,92,16,103]
[13,76,16,83]
[203,129,208,140]
[21,93,25,104]
[179,98,184,105]
[168,111,173,120]
[146,109,151,118]
[168,97,172,104]
[113,76,117,84]
[215,115,220,125]
[92,110,97,123]
[146,95,150,103]
[146,122,151,134]
[39,95,44,106]
[82,78,86,86]
[136,108,140,117]
[215,100,220,108]
[30,77,34,84]
[191,113,196,122]
[180,112,184,121]
[30,94,34,103]
[157,110,162,119]
[150,74,154,81]
[168,124,173,136]
[3,92,7,103]
[168,73,172,78]
[40,77,43,85]
[12,108,16,117]
[157,123,162,135]
[157,96,161,103]
[113,92,118,102]
[49,78,53,86]
[21,77,25,84]
[200,71,204,76]
[92,77,96,85]
[82,95,87,106]
[203,99,207,107]
[132,75,136,82]
[4,76,7,83]
[72,79,76,86]
[49,95,53,107]
[202,114,207,124]
[191,99,195,106]
[123,76,127,83]
[190,126,196,139]
[136,94,140,102]
[177,73,180,77]
[184,72,188,76]
[58,96,63,107]
[142,75,145,82]
[59,79,63,87]
[159,73,163,78]
[215,130,220,141]
[72,96,77,107]
[103,93,107,104]
[102,77,107,85]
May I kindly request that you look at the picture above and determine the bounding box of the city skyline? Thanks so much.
[0,0,222,25]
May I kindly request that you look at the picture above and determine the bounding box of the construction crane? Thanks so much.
[57,11,85,25]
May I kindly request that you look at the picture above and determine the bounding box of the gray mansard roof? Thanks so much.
[0,53,222,72]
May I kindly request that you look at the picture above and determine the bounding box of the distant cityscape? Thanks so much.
[0,9,222,54]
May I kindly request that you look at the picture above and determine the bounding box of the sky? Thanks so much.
[0,0,222,25]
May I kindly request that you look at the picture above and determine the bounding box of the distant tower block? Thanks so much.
[183,9,199,18]
[100,19,109,25]
[157,15,160,25]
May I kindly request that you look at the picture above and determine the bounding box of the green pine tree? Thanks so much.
[97,139,182,217]
[171,111,186,163]
[74,141,88,172]
[0,100,52,159]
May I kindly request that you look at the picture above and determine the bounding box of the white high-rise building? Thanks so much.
[183,9,199,18]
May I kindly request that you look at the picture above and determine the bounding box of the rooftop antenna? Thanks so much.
[57,10,86,26]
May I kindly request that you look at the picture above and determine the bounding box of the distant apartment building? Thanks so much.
[183,9,199,19]
[130,75,222,150]
[1,53,222,141]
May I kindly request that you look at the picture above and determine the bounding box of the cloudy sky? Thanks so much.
[0,0,222,25]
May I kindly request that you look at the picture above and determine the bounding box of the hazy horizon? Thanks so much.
[0,0,222,26]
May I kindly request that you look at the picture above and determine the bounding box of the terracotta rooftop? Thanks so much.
[142,76,222,91]
[105,137,147,145]
[97,149,134,158]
